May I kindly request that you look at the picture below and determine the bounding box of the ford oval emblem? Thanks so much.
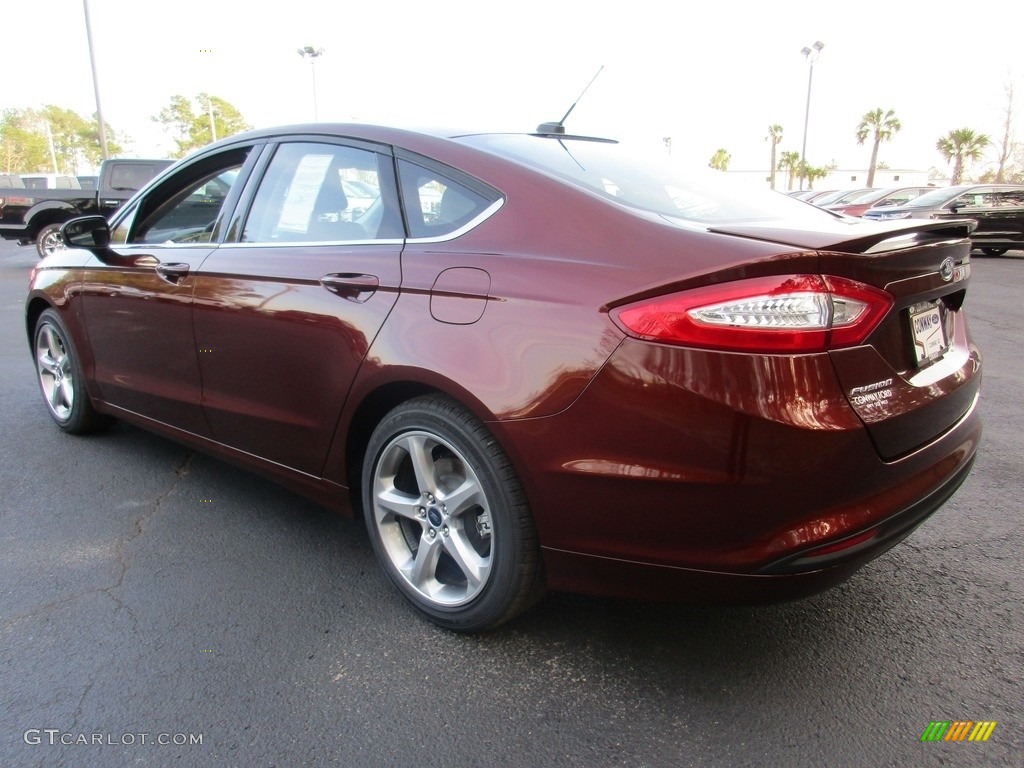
[939,257,955,282]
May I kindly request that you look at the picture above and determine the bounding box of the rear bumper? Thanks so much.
[497,337,982,603]
[756,448,976,575]
[539,449,977,604]
[539,546,863,604]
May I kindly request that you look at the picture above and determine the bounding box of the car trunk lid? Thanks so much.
[713,218,982,461]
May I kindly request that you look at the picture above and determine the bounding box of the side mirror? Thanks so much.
[61,215,111,252]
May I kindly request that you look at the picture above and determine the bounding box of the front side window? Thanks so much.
[950,191,990,209]
[241,142,397,243]
[131,169,240,244]
[127,147,251,245]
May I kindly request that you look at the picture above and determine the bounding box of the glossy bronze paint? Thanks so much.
[79,249,214,437]
[25,124,984,606]
[192,243,402,476]
[492,338,979,597]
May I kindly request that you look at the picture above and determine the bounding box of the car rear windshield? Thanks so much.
[459,134,835,225]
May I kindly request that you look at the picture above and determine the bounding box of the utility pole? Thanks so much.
[82,0,109,161]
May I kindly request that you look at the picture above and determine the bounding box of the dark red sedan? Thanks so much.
[26,124,982,631]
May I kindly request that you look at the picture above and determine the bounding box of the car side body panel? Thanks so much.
[193,243,403,475]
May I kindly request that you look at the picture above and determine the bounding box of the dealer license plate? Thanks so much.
[909,301,949,365]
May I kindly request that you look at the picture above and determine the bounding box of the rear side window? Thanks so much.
[397,158,500,239]
[241,142,399,243]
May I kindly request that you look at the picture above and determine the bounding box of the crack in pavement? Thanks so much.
[2,451,196,633]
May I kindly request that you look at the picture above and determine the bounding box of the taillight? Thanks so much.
[612,274,892,353]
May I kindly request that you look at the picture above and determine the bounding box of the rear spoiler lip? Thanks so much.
[707,218,977,254]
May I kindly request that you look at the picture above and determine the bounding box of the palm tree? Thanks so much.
[708,148,730,171]
[779,150,801,190]
[801,162,829,190]
[855,108,901,188]
[765,125,783,189]
[936,128,990,185]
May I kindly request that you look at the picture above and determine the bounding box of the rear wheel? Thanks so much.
[33,309,111,434]
[981,247,1008,256]
[36,223,66,258]
[362,395,544,631]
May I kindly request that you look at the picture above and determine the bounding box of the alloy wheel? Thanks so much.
[370,430,493,607]
[35,321,75,421]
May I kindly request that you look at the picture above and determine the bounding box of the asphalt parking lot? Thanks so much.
[1,237,1021,768]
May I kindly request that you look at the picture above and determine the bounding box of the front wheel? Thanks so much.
[33,308,111,434]
[362,395,544,631]
[981,247,1008,256]
[36,223,66,258]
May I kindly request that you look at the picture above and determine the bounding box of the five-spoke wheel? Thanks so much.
[35,320,76,421]
[363,395,543,631]
[33,309,110,434]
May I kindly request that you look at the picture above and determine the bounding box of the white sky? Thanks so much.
[6,0,1023,175]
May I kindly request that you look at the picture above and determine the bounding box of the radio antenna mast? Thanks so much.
[536,65,605,135]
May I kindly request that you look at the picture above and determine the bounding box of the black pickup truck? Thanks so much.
[0,158,172,257]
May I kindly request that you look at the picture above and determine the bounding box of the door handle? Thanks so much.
[320,273,379,302]
[156,262,190,284]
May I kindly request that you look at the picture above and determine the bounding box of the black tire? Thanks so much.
[362,394,544,631]
[36,223,66,259]
[981,247,1008,257]
[33,309,112,434]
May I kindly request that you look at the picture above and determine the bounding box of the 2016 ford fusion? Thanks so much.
[26,124,982,631]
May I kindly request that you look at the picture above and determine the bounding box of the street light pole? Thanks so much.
[82,0,108,161]
[798,40,824,191]
[297,46,325,121]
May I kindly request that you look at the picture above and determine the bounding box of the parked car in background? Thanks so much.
[863,184,1024,255]
[788,189,825,200]
[1,173,26,189]
[28,123,981,631]
[811,188,873,208]
[828,187,934,218]
[0,158,173,257]
[77,175,98,191]
[789,189,838,202]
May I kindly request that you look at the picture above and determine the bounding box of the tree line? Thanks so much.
[1,94,250,173]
